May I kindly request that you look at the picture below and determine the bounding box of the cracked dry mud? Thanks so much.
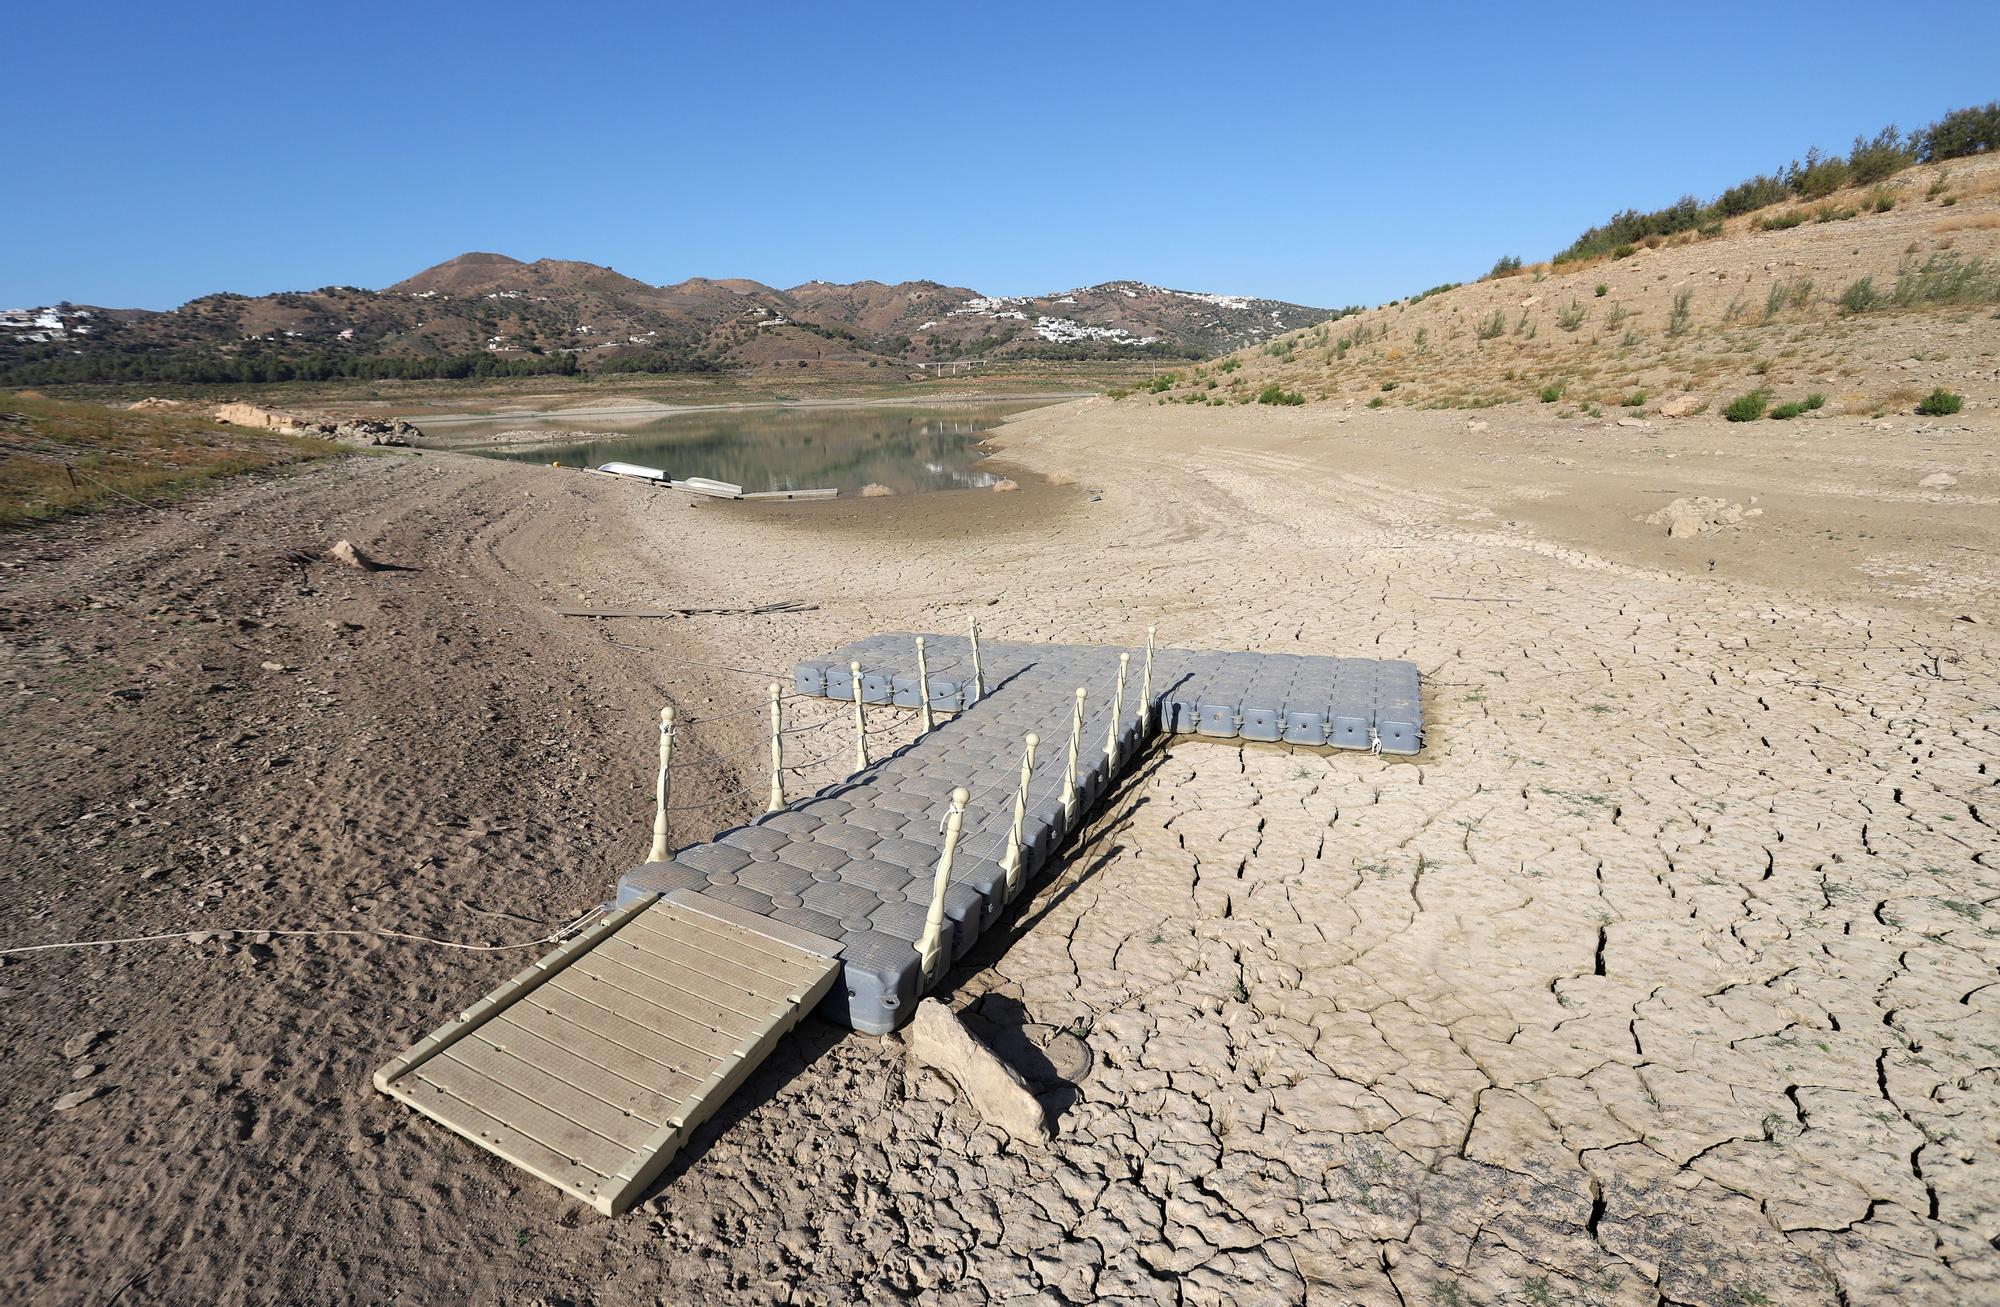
[2,397,1995,1305]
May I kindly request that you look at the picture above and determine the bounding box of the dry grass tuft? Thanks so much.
[0,392,340,529]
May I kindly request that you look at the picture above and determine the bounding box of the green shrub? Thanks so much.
[1915,388,1963,416]
[1256,383,1305,406]
[1768,401,1806,420]
[1667,288,1694,337]
[1697,216,1725,238]
[1538,381,1565,403]
[1714,174,1790,216]
[1556,299,1587,331]
[1803,393,1826,411]
[1487,255,1523,278]
[1871,189,1897,213]
[1366,396,1386,408]
[1790,146,1851,198]
[1764,277,1813,319]
[1594,283,1609,297]
[1893,253,2000,306]
[1611,243,1638,259]
[1219,358,1241,373]
[1380,380,1398,391]
[1105,386,1130,399]
[1475,310,1506,340]
[1848,126,1915,184]
[1815,204,1858,223]
[1838,276,1880,313]
[1759,211,1807,231]
[1147,373,1177,393]
[1723,389,1772,422]
[1915,102,2000,162]
[1622,391,1647,408]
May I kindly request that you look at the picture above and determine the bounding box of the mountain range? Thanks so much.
[1,254,1342,382]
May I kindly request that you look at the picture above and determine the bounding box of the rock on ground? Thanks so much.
[905,998,1050,1145]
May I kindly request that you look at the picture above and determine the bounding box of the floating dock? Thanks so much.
[378,633,1422,1213]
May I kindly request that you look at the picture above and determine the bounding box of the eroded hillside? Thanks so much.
[1144,155,2000,419]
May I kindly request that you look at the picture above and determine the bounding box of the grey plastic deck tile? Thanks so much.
[619,633,1422,1033]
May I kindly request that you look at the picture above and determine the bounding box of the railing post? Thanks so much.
[766,682,785,813]
[915,636,933,733]
[1106,651,1129,769]
[917,786,969,989]
[1139,625,1156,734]
[647,706,674,862]
[850,659,868,776]
[1000,733,1038,899]
[968,615,985,703]
[1063,687,1087,823]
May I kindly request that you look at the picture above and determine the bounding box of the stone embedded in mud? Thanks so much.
[991,479,1020,493]
[1919,472,1957,489]
[327,539,381,571]
[52,1086,108,1112]
[1645,495,1752,539]
[61,1030,109,1060]
[905,999,1052,1146]
[1658,393,1704,418]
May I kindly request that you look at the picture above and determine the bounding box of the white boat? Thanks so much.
[596,461,667,481]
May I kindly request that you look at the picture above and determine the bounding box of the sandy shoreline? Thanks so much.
[3,399,1996,1303]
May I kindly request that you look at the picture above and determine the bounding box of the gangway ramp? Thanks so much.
[373,890,841,1216]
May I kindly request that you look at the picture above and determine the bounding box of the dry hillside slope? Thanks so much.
[1149,154,2000,418]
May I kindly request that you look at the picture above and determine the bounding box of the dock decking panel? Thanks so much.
[374,894,840,1215]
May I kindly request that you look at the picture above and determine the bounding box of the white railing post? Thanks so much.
[1000,733,1038,899]
[850,659,868,776]
[647,706,674,862]
[766,682,785,813]
[916,636,933,733]
[1139,625,1156,734]
[1106,651,1129,769]
[1063,687,1087,823]
[917,786,969,989]
[968,615,985,703]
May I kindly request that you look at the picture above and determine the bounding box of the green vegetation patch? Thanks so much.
[1723,389,1773,422]
[1915,388,1963,416]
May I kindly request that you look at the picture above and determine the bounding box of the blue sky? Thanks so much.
[5,2,1995,311]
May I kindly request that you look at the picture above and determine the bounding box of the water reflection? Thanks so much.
[473,402,1053,495]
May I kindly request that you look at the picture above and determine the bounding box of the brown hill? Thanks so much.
[1142,153,2000,419]
[2,258,1335,385]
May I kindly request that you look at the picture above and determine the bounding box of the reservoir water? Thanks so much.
[467,401,1057,495]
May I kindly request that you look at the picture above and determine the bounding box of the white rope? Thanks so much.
[0,904,608,959]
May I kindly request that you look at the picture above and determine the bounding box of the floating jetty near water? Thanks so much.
[593,463,838,501]
[376,628,1424,1214]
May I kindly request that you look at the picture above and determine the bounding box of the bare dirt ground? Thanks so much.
[2,396,1996,1305]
